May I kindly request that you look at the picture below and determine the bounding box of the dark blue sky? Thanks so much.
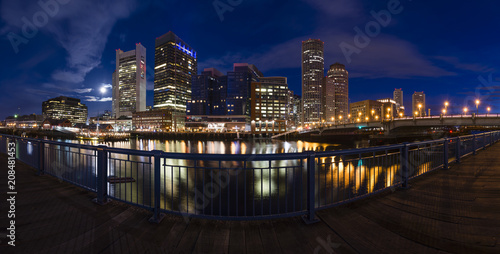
[1,0,499,120]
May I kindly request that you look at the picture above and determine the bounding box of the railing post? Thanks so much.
[401,143,410,189]
[443,138,449,169]
[93,145,109,205]
[302,152,319,224]
[456,137,461,164]
[472,134,477,155]
[37,140,45,175]
[149,150,165,223]
[482,134,487,150]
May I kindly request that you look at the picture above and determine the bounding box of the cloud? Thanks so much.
[302,0,362,18]
[84,96,112,102]
[74,88,93,93]
[1,0,139,84]
[102,83,112,89]
[433,56,494,73]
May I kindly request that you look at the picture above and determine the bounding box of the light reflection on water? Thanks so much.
[72,138,368,154]
[58,138,406,216]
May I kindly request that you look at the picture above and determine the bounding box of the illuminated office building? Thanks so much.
[154,31,197,112]
[154,31,197,130]
[412,91,426,116]
[188,68,224,115]
[227,63,263,116]
[250,77,293,133]
[42,96,88,125]
[113,43,146,118]
[393,88,405,115]
[302,39,324,123]
[323,63,349,122]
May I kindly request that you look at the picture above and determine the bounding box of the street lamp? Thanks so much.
[475,99,480,115]
[442,109,447,115]
[418,104,422,117]
[463,107,468,115]
[444,101,449,115]
[487,107,491,116]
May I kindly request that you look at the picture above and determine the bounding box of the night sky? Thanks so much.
[1,0,499,120]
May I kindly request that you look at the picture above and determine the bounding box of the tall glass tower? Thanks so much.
[301,39,324,124]
[324,63,349,122]
[154,31,197,113]
[113,43,146,118]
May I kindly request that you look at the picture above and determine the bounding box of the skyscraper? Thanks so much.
[189,68,224,115]
[393,88,403,108]
[154,31,197,111]
[112,43,146,118]
[323,63,349,122]
[393,88,405,115]
[154,31,197,130]
[227,63,263,116]
[412,91,426,116]
[302,39,324,123]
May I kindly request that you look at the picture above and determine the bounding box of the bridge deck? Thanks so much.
[2,144,500,253]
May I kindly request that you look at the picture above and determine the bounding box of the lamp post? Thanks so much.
[487,107,491,116]
[463,107,468,116]
[418,103,422,117]
[475,100,480,115]
[444,101,449,116]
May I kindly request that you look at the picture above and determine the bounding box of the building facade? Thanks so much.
[350,100,383,122]
[323,63,349,123]
[188,68,224,116]
[113,43,147,118]
[227,63,263,116]
[250,77,293,134]
[412,91,426,116]
[302,39,324,123]
[393,88,405,116]
[154,31,197,118]
[42,96,88,124]
[133,110,173,131]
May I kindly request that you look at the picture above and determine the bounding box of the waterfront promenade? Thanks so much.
[1,144,500,253]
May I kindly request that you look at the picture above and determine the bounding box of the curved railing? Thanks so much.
[1,131,499,223]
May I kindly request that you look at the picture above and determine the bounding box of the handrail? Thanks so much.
[1,130,499,223]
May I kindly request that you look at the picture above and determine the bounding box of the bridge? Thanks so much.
[272,113,500,138]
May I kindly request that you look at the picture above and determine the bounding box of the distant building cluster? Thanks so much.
[2,32,432,133]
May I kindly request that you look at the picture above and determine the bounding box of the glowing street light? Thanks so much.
[442,109,447,115]
[418,104,422,117]
[463,107,468,115]
[365,117,369,122]
[475,99,480,114]
[487,107,491,116]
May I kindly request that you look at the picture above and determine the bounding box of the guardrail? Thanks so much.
[1,131,499,223]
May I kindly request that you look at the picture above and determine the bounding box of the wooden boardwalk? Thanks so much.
[1,144,500,253]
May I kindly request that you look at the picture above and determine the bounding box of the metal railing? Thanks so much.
[1,131,500,223]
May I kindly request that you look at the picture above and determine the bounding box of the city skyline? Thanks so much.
[1,0,499,120]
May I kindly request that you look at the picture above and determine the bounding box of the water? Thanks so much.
[69,138,371,154]
[33,137,407,217]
